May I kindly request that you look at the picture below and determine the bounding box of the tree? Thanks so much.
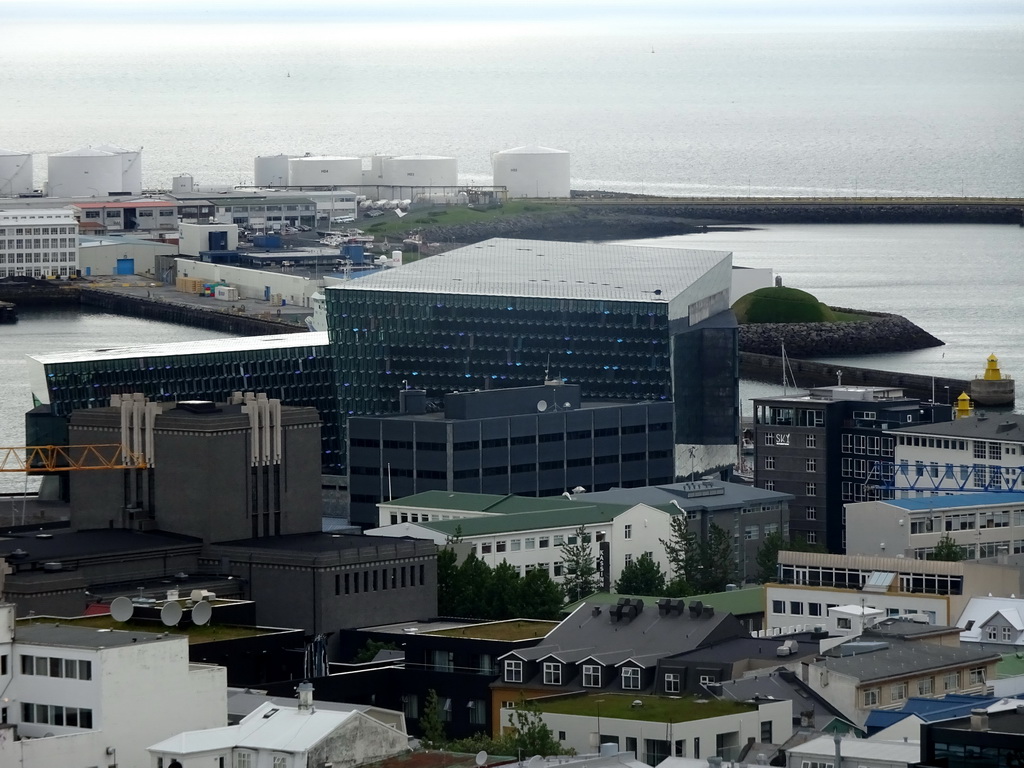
[437,545,462,616]
[518,567,564,620]
[696,522,736,594]
[755,532,827,584]
[420,689,446,746]
[661,515,699,589]
[506,697,565,756]
[352,639,399,664]
[929,533,964,562]
[560,525,600,602]
[490,560,525,619]
[455,553,494,618]
[614,552,667,596]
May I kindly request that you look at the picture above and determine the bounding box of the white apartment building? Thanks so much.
[0,208,79,278]
[845,492,1024,562]
[0,603,226,768]
[957,595,1024,646]
[886,413,1024,496]
[368,500,675,587]
[765,551,1024,634]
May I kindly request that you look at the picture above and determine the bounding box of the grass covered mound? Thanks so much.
[733,286,838,324]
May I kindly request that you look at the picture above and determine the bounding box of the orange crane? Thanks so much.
[0,445,147,472]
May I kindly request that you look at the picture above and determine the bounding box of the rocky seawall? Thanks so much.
[738,308,943,357]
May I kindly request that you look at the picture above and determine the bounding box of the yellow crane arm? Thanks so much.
[0,445,148,472]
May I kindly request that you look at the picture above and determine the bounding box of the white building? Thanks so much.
[765,551,1024,634]
[784,735,920,768]
[492,145,571,198]
[0,603,226,768]
[149,684,409,768]
[845,492,1024,562]
[0,208,79,278]
[79,233,178,277]
[368,497,675,586]
[175,258,346,308]
[514,693,792,763]
[956,595,1024,646]
[178,222,240,257]
[887,413,1024,495]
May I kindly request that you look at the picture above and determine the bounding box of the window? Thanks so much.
[918,677,934,695]
[468,699,486,725]
[805,482,816,496]
[943,672,960,691]
[891,682,907,702]
[760,720,773,743]
[805,434,817,448]
[805,506,817,520]
[863,688,880,707]
[273,757,288,768]
[665,673,680,693]
[806,458,816,472]
[765,480,775,491]
[837,617,852,629]
[809,603,822,617]
[806,531,817,544]
[799,762,834,768]
[772,600,785,614]
[1003,626,1014,641]
[790,601,804,615]
[624,524,632,540]
[543,662,562,685]
[432,650,453,672]
[525,538,536,550]
[764,456,775,470]
[621,667,640,690]
[583,664,601,688]
[504,659,523,683]
[745,525,759,540]
[987,625,999,640]
[969,667,986,685]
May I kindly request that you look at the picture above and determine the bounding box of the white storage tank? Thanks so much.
[254,154,293,187]
[47,146,123,197]
[288,155,361,187]
[381,155,458,187]
[0,149,35,196]
[95,143,143,194]
[172,174,194,194]
[492,145,571,199]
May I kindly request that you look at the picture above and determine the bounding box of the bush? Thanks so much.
[732,287,837,324]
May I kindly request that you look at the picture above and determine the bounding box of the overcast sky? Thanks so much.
[3,0,1020,27]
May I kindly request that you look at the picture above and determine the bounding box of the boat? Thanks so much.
[969,353,1015,407]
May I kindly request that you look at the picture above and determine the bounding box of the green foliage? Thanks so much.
[439,545,566,621]
[929,533,965,562]
[755,531,827,584]
[614,552,667,596]
[352,639,399,664]
[560,525,600,603]
[662,517,735,594]
[420,689,446,747]
[506,697,567,756]
[437,545,462,616]
[732,286,838,324]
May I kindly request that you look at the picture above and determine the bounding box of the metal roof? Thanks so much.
[787,736,920,761]
[563,586,766,617]
[583,480,794,511]
[409,502,642,537]
[29,331,326,365]
[326,238,731,303]
[884,492,1024,511]
[817,638,1000,683]
[896,413,1024,440]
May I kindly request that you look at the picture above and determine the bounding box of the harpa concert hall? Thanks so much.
[28,238,739,503]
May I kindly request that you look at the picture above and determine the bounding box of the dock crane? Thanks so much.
[0,445,147,472]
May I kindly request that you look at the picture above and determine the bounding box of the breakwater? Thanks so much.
[740,352,969,402]
[78,289,306,336]
[739,309,943,357]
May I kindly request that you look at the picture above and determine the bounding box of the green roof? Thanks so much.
[532,692,755,723]
[388,490,611,515]
[997,652,1024,678]
[426,619,557,641]
[563,586,765,617]
[420,503,636,537]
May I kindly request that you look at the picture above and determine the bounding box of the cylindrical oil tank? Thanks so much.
[47,147,123,197]
[95,143,143,194]
[0,149,34,196]
[381,155,458,187]
[254,154,293,187]
[172,174,194,194]
[287,156,361,187]
[492,145,570,198]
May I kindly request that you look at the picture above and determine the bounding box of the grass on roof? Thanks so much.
[428,620,557,641]
[362,200,580,237]
[532,693,755,723]
[24,615,273,644]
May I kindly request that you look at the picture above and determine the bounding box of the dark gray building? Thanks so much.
[67,393,323,541]
[753,386,952,553]
[204,533,438,655]
[346,383,676,527]
[581,480,793,583]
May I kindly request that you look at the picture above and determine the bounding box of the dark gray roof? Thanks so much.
[0,529,201,563]
[895,413,1024,440]
[818,638,1000,683]
[16,622,181,649]
[583,480,794,511]
[718,668,852,728]
[674,635,818,665]
[503,600,743,667]
[864,618,962,639]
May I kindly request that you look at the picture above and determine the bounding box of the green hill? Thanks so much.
[732,287,838,324]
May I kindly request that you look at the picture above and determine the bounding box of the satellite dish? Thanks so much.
[475,751,488,767]
[110,596,134,623]
[191,600,212,626]
[536,400,548,412]
[160,601,183,627]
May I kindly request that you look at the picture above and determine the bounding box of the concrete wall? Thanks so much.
[307,711,409,768]
[176,257,339,306]
[765,585,951,631]
[79,238,178,276]
[179,223,239,257]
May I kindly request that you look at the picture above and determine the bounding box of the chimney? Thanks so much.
[970,708,989,731]
[297,681,314,712]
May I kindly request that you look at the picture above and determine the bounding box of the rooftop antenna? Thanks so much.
[837,370,843,387]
